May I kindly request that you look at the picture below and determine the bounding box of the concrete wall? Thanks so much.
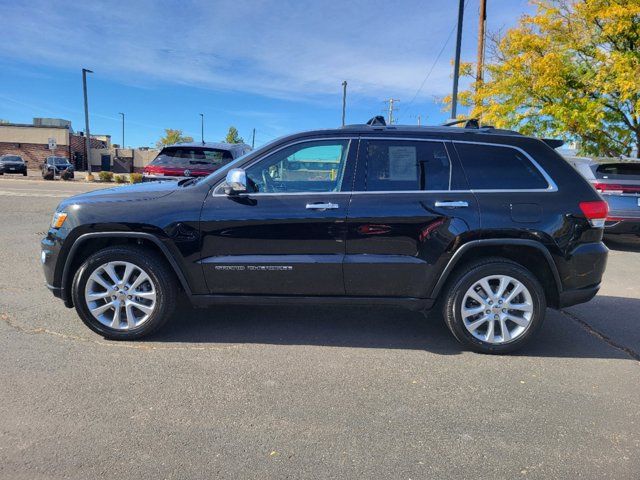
[90,148,111,170]
[133,149,158,170]
[86,147,158,172]
[0,125,69,146]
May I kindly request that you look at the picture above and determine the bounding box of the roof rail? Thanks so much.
[442,118,480,129]
[366,115,387,126]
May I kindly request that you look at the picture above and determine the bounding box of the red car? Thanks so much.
[143,142,251,181]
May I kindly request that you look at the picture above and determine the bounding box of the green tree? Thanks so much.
[156,129,193,148]
[449,0,640,157]
[224,126,244,144]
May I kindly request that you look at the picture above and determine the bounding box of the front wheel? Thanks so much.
[442,258,546,354]
[72,245,177,340]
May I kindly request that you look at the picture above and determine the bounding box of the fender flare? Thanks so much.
[61,232,193,304]
[429,239,562,299]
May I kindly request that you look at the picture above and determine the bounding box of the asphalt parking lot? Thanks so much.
[1,176,639,479]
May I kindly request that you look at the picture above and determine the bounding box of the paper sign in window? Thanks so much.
[388,146,417,180]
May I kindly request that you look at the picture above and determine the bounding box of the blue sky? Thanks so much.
[0,0,533,148]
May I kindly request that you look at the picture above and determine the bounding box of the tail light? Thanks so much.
[579,200,609,228]
[593,181,640,195]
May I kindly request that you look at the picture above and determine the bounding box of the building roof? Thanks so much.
[0,122,69,130]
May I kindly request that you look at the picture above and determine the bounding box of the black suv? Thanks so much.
[41,121,609,353]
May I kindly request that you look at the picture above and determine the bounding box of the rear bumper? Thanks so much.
[604,219,640,235]
[558,283,600,308]
[554,241,608,308]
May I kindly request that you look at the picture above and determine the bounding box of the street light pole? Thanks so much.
[341,80,347,126]
[200,113,204,144]
[82,68,93,173]
[451,0,465,119]
[119,112,125,149]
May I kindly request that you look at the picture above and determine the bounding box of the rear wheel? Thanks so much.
[442,258,546,354]
[72,245,177,340]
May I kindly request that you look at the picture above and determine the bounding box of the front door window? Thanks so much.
[244,140,350,193]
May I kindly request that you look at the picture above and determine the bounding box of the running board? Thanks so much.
[189,294,434,311]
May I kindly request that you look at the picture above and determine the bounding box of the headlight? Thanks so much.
[51,212,68,229]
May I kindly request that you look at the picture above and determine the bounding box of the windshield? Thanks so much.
[2,156,23,162]
[152,147,234,167]
[49,157,69,165]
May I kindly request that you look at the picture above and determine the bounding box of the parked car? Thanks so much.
[0,155,27,176]
[42,119,608,353]
[142,142,251,181]
[566,156,640,237]
[42,156,74,179]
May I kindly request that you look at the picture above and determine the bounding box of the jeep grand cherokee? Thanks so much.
[41,120,608,353]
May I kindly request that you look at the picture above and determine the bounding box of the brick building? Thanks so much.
[0,118,108,170]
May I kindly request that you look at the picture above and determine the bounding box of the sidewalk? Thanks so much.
[0,170,139,184]
[0,169,89,183]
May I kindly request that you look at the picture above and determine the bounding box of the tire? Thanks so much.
[72,245,177,340]
[22,171,27,176]
[442,257,546,354]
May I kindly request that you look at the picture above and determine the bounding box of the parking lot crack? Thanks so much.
[0,312,243,352]
[561,309,640,362]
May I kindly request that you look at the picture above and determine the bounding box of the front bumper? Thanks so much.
[41,231,72,306]
[0,165,27,173]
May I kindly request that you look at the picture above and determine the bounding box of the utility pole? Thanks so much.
[82,68,93,173]
[119,112,125,149]
[476,0,487,110]
[341,80,347,126]
[385,98,400,125]
[199,113,204,144]
[251,128,256,149]
[451,0,465,120]
[417,114,422,126]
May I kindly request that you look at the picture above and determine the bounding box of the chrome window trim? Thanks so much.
[452,139,558,192]
[212,137,354,196]
[211,136,559,196]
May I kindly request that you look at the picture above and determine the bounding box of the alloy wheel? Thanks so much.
[84,261,157,330]
[461,274,534,344]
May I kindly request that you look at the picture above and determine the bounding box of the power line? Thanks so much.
[403,0,469,121]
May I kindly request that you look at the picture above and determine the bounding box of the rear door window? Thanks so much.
[454,143,549,190]
[358,140,452,191]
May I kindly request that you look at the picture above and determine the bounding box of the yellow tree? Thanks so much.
[156,129,194,148]
[461,0,640,157]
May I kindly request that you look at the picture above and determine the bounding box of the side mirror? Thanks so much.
[224,168,248,194]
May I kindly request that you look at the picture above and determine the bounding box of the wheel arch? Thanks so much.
[61,232,192,307]
[431,239,562,308]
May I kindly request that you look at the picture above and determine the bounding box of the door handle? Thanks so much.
[434,200,469,208]
[306,202,339,210]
